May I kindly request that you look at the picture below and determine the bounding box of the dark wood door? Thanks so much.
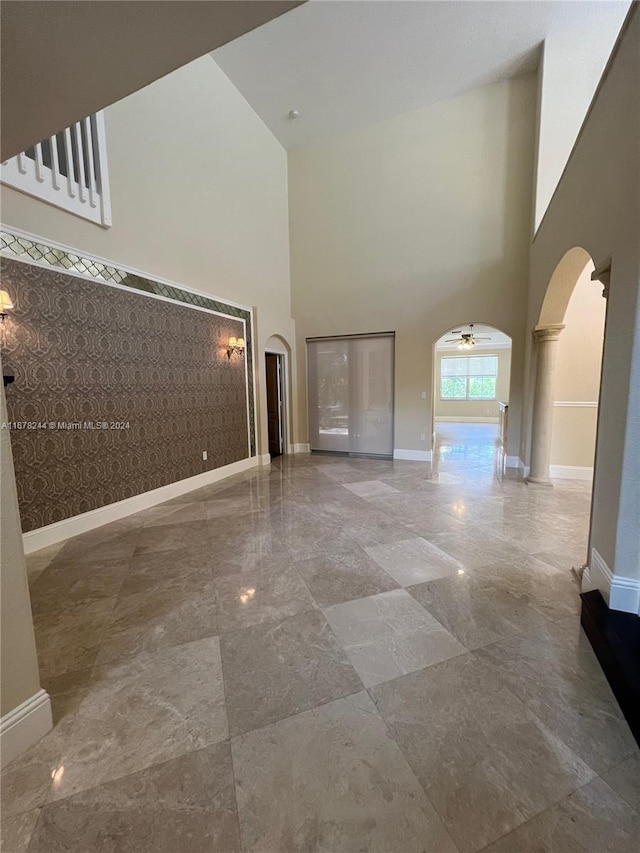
[265,353,283,457]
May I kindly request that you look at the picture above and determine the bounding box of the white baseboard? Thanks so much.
[550,465,593,481]
[505,456,521,469]
[0,689,52,769]
[258,453,271,466]
[581,564,595,593]
[435,417,499,424]
[291,443,310,453]
[393,449,432,462]
[590,548,640,615]
[22,456,258,554]
[519,459,531,477]
[610,576,640,616]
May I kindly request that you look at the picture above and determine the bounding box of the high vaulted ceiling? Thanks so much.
[1,0,302,161]
[213,0,629,149]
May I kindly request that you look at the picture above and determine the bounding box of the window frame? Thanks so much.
[440,355,498,401]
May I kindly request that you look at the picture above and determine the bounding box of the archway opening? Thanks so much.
[535,252,606,572]
[432,324,512,474]
[264,334,292,459]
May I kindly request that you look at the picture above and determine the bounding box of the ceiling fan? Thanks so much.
[445,324,492,350]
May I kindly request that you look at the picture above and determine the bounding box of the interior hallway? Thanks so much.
[2,426,639,852]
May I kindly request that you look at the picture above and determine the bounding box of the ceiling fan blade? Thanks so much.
[474,336,493,341]
[444,338,461,343]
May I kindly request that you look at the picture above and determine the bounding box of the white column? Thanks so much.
[527,324,565,485]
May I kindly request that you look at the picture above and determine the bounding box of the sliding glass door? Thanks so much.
[307,333,394,456]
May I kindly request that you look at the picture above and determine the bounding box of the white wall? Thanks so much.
[527,8,640,610]
[1,55,299,456]
[551,263,605,471]
[533,3,629,230]
[289,75,536,459]
[0,375,42,719]
[0,367,52,766]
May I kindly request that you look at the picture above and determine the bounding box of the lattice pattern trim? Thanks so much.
[0,228,256,455]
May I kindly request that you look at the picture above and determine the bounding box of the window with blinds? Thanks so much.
[441,355,498,400]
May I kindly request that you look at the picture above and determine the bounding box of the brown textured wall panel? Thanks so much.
[1,258,249,532]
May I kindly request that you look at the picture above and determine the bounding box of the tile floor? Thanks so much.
[1,423,639,852]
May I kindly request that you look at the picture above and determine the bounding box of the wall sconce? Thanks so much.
[0,289,15,387]
[227,336,245,359]
[0,290,13,321]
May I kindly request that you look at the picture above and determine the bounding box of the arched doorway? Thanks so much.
[432,324,512,476]
[264,334,292,458]
[528,247,607,570]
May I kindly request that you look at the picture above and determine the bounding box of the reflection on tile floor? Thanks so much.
[2,423,639,852]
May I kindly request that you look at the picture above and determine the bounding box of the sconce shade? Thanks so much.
[226,335,245,359]
[0,290,14,312]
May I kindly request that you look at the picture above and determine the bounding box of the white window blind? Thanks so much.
[441,355,498,400]
[307,334,394,456]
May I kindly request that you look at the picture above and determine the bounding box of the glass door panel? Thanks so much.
[307,334,394,456]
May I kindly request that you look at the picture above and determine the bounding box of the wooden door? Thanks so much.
[265,353,283,457]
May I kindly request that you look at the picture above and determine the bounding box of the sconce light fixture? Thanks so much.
[0,290,13,321]
[0,289,15,387]
[227,336,245,359]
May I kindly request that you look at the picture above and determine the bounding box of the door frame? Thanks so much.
[265,347,289,455]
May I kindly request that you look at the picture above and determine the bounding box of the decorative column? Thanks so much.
[527,324,565,485]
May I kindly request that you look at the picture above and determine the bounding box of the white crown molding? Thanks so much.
[393,449,432,462]
[0,689,52,769]
[553,401,598,408]
[549,465,594,481]
[22,455,258,554]
[590,547,640,616]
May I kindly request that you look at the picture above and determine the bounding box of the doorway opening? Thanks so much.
[432,324,512,472]
[536,250,606,574]
[265,352,286,458]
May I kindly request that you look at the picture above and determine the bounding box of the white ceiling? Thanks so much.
[436,324,511,352]
[213,0,628,149]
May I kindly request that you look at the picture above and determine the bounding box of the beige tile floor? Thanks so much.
[2,423,639,852]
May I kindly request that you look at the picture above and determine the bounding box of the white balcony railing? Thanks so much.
[1,112,111,227]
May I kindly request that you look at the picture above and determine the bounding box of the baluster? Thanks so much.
[50,133,61,190]
[73,122,86,202]
[83,117,97,208]
[93,112,112,227]
[34,143,44,182]
[63,128,76,197]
